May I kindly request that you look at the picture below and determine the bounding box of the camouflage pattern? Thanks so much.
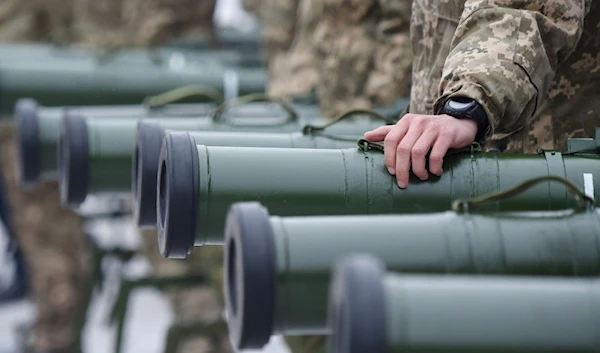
[72,0,216,49]
[261,0,301,55]
[0,0,74,43]
[0,0,216,48]
[139,229,231,353]
[267,0,321,99]
[365,0,413,107]
[0,122,86,353]
[411,0,600,153]
[312,0,413,118]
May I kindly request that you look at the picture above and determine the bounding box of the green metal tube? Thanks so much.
[222,198,600,348]
[58,112,218,207]
[61,102,376,207]
[132,106,401,225]
[190,131,361,148]
[0,43,266,112]
[14,98,217,187]
[133,129,362,228]
[328,255,600,353]
[0,42,262,65]
[59,114,138,207]
[157,133,600,258]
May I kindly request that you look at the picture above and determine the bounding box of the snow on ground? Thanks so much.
[1,196,289,353]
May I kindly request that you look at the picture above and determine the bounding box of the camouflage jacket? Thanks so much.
[261,0,301,55]
[0,0,74,43]
[313,0,413,118]
[267,0,322,98]
[73,0,216,49]
[412,0,600,152]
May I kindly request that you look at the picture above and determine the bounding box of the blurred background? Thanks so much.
[0,1,288,353]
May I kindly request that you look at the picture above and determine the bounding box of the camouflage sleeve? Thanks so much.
[365,0,412,105]
[262,0,301,54]
[433,0,592,140]
[73,0,215,49]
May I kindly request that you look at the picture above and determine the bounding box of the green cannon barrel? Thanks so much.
[0,44,266,112]
[61,103,384,207]
[133,109,394,227]
[59,112,143,207]
[222,188,600,348]
[328,255,600,353]
[157,133,600,258]
[0,42,263,67]
[14,98,217,187]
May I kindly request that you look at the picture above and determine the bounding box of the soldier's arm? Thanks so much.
[365,0,591,189]
[433,0,592,138]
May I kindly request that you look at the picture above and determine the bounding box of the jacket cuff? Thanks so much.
[433,81,499,144]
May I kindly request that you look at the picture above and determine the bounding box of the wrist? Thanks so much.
[438,97,490,144]
[456,117,478,139]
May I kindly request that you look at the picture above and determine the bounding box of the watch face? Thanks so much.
[448,99,474,111]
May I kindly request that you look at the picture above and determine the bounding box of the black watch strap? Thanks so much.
[440,97,490,144]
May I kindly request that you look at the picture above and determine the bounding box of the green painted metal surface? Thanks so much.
[187,131,360,148]
[132,108,398,227]
[15,98,217,187]
[164,143,600,250]
[0,43,266,112]
[60,106,394,206]
[328,255,600,353]
[223,176,600,340]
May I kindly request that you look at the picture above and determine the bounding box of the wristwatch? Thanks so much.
[439,97,490,144]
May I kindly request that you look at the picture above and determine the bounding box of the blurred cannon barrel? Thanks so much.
[222,181,599,349]
[328,255,600,353]
[59,112,142,207]
[0,43,266,112]
[157,133,600,259]
[133,109,395,227]
[14,98,216,188]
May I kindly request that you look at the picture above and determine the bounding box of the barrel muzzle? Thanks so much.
[59,111,89,207]
[133,120,165,227]
[223,202,275,349]
[156,131,198,258]
[329,255,386,353]
[14,98,40,187]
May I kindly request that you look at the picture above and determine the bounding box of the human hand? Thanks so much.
[364,114,477,188]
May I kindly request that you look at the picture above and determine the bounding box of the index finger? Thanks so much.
[363,125,394,141]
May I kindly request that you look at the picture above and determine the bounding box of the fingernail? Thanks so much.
[398,181,407,189]
[387,167,395,175]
